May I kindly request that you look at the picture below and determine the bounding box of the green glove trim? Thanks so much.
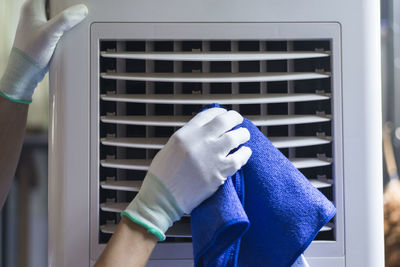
[121,210,166,241]
[0,91,32,104]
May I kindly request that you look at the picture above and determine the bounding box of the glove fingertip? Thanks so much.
[64,4,89,24]
[236,146,252,167]
[45,4,88,37]
[242,146,252,159]
[72,4,89,17]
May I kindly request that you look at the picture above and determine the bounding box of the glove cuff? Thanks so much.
[0,47,47,104]
[121,172,184,241]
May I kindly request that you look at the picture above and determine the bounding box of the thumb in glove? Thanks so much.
[0,0,88,103]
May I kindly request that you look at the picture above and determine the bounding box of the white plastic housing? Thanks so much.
[48,0,383,266]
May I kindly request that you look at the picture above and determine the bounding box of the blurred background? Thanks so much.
[0,1,48,267]
[1,0,400,266]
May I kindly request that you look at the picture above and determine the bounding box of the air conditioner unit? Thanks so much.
[47,0,384,266]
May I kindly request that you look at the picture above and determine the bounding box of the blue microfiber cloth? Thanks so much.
[191,104,336,267]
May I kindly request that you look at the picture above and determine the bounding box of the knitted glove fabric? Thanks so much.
[0,0,88,103]
[122,108,252,241]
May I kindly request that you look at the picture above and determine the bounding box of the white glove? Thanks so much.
[0,0,88,104]
[122,108,252,241]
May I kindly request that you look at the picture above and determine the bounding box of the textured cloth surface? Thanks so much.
[191,106,336,267]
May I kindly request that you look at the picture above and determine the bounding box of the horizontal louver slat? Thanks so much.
[100,180,142,191]
[100,159,150,171]
[100,224,116,234]
[291,158,332,169]
[100,72,330,83]
[101,93,330,105]
[269,136,332,148]
[101,51,330,61]
[320,224,334,232]
[101,137,167,149]
[309,179,332,189]
[101,115,331,127]
[100,223,192,237]
[101,136,331,149]
[100,221,331,236]
[100,202,128,213]
[101,178,331,192]
[100,201,190,216]
[100,158,330,171]
[98,39,336,243]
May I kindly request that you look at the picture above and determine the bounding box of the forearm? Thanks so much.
[0,95,28,209]
[95,217,158,267]
[0,0,87,208]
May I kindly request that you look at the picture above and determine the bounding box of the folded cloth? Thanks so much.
[191,104,336,267]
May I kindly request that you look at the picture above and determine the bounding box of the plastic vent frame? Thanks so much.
[90,22,344,261]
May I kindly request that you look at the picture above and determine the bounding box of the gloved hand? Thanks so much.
[122,108,252,241]
[0,0,88,104]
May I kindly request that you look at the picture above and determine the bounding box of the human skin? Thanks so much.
[0,96,29,209]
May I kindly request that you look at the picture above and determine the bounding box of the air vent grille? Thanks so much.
[98,39,335,244]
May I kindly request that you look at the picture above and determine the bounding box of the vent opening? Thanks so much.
[98,39,335,244]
